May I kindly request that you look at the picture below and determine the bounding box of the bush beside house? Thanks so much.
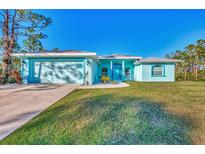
[0,56,22,84]
[100,75,111,84]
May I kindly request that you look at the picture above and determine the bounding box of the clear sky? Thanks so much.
[29,10,205,57]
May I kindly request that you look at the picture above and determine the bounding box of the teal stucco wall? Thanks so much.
[98,59,111,80]
[134,63,175,82]
[20,57,176,84]
[84,58,98,85]
[21,59,30,84]
[92,59,98,84]
[124,60,135,81]
[98,59,135,82]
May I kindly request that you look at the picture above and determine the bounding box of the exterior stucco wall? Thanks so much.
[92,59,98,84]
[83,58,98,85]
[134,64,142,81]
[135,63,175,82]
[20,56,177,84]
[21,59,30,84]
[84,59,91,85]
[124,60,135,81]
[98,59,135,81]
[98,59,111,80]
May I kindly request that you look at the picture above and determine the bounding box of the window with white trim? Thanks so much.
[102,67,108,76]
[152,65,164,76]
[125,68,131,79]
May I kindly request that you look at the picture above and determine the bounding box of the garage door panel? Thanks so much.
[33,61,84,84]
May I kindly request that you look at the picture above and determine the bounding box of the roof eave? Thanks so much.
[11,53,97,58]
[98,57,142,60]
[134,61,180,65]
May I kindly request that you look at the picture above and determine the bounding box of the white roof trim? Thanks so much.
[11,52,97,58]
[134,58,181,65]
[98,56,142,60]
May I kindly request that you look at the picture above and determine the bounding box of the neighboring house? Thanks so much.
[11,50,179,85]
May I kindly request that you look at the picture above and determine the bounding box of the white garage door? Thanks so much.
[32,61,84,84]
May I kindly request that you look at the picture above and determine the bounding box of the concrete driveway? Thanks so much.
[0,84,80,140]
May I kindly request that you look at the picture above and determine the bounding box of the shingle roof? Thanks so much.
[98,54,142,60]
[135,57,181,64]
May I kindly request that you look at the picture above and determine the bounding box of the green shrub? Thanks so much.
[198,70,205,81]
[176,70,205,81]
[0,68,22,84]
[8,77,17,84]
[176,72,184,81]
[186,72,195,80]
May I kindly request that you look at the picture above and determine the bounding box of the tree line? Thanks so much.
[166,39,205,81]
[0,9,52,84]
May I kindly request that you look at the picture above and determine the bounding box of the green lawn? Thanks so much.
[1,81,205,144]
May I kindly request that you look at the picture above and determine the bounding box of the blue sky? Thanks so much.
[8,10,205,57]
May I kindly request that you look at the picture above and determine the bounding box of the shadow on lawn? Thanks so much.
[80,95,192,145]
[0,93,192,145]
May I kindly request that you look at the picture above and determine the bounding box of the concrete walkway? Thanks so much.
[78,82,129,89]
[0,84,80,140]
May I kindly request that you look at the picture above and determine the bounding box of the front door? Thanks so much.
[113,64,122,81]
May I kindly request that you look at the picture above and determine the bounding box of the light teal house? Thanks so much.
[12,50,179,85]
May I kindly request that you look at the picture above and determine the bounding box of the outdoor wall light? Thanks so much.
[22,60,26,64]
[87,60,91,66]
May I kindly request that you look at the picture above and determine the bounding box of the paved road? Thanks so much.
[0,84,80,140]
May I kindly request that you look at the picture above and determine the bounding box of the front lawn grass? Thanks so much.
[1,81,205,144]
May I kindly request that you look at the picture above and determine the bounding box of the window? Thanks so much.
[102,67,108,76]
[125,68,131,79]
[152,65,164,77]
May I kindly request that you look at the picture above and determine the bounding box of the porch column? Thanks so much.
[122,60,125,81]
[110,60,113,80]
